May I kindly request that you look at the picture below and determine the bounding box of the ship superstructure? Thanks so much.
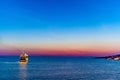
[20,52,28,63]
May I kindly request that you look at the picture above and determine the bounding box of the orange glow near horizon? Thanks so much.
[0,42,120,56]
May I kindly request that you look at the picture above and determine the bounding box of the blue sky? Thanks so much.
[0,0,120,55]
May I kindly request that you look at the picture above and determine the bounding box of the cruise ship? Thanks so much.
[19,52,28,64]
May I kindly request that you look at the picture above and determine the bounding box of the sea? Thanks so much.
[0,56,120,80]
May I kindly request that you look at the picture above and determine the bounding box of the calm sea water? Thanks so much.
[0,56,120,80]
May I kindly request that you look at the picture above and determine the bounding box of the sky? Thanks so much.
[0,0,120,56]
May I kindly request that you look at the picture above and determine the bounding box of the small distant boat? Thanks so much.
[19,52,28,64]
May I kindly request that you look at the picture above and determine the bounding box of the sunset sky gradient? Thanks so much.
[0,0,120,56]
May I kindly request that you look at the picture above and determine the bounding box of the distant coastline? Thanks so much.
[96,54,120,60]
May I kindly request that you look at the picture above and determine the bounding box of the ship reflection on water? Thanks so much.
[19,64,27,80]
[19,52,28,80]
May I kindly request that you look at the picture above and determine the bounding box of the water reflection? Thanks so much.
[19,63,27,80]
